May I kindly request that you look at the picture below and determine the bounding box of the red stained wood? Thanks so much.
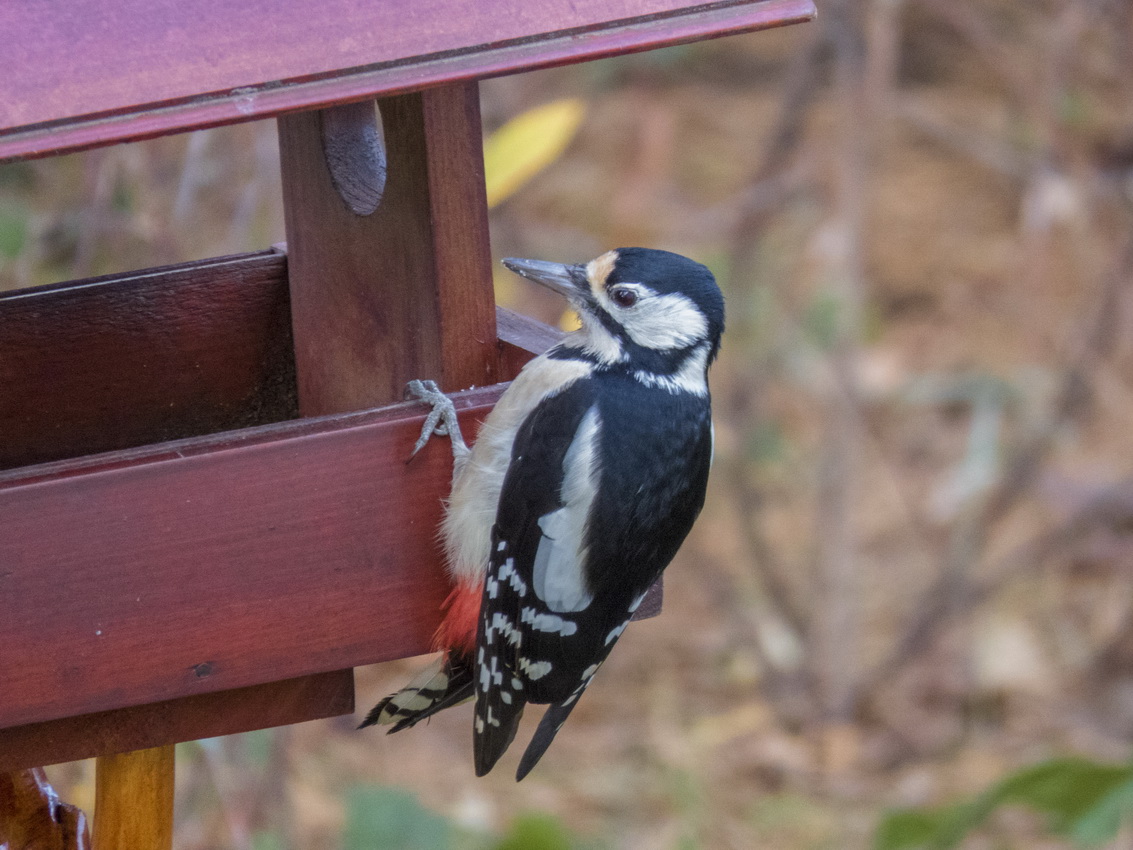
[279,84,498,412]
[0,384,504,732]
[0,673,353,773]
[0,0,816,161]
[0,250,297,471]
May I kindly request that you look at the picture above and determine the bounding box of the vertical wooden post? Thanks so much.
[277,80,499,413]
[92,747,174,850]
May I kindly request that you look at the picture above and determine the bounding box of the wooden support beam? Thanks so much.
[0,672,353,773]
[278,81,498,412]
[93,748,174,850]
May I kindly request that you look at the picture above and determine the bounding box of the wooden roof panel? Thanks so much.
[0,0,815,161]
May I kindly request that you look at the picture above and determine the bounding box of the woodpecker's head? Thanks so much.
[502,248,725,367]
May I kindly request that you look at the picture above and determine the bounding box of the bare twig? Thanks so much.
[857,232,1133,702]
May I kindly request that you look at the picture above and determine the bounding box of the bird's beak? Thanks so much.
[502,258,588,302]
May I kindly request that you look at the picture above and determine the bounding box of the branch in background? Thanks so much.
[807,0,870,727]
[856,230,1133,706]
[724,458,809,640]
[893,96,1028,179]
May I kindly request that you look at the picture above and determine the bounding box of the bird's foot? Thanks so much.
[405,380,471,473]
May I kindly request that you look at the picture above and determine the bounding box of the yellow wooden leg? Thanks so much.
[93,746,174,850]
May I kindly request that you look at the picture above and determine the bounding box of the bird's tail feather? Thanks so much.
[360,652,474,732]
[515,696,582,781]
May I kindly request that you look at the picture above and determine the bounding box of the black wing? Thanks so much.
[474,374,714,778]
[473,378,596,776]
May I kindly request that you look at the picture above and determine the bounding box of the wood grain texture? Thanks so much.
[0,384,505,731]
[0,768,89,850]
[0,250,297,470]
[279,84,497,412]
[0,0,816,161]
[321,101,387,216]
[0,671,353,773]
[93,748,173,850]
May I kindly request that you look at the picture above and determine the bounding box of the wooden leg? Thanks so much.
[93,747,174,850]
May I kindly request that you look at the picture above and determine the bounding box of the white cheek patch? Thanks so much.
[532,406,601,613]
[621,291,708,350]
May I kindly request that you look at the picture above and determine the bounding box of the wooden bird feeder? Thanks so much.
[0,1,814,846]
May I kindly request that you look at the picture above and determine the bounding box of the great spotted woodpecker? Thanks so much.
[361,248,724,780]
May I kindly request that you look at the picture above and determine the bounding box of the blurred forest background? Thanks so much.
[5,0,1133,847]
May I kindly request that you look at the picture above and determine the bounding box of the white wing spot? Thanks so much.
[520,607,578,636]
[500,691,513,704]
[518,658,552,680]
[604,620,630,646]
[489,613,522,647]
[497,558,528,597]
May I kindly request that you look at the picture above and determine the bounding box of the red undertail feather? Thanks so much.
[432,580,481,655]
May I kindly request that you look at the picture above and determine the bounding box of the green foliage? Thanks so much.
[803,290,844,351]
[251,830,285,850]
[342,784,599,850]
[492,813,574,850]
[344,786,453,850]
[875,757,1133,850]
[0,200,28,259]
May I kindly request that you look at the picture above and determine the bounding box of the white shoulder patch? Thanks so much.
[532,405,601,612]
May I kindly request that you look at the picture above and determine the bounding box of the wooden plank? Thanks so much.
[278,85,497,412]
[0,241,554,471]
[0,384,503,731]
[0,672,353,773]
[0,250,297,470]
[0,0,816,161]
[92,748,173,850]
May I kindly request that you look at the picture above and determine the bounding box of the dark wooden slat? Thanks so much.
[0,250,297,470]
[279,85,498,412]
[0,671,352,773]
[0,384,503,731]
[0,0,816,162]
[0,241,555,472]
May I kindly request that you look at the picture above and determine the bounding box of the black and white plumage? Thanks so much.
[362,248,724,780]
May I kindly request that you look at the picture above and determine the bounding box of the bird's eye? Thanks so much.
[610,287,638,308]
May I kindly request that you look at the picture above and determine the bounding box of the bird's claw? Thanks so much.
[405,380,470,471]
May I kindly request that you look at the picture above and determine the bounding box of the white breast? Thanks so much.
[442,354,593,584]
